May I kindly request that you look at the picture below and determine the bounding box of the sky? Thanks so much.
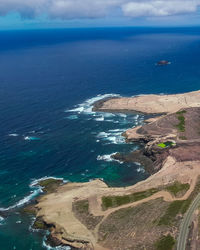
[0,0,200,29]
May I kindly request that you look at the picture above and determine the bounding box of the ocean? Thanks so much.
[0,27,200,249]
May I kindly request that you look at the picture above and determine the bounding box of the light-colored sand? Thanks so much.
[97,90,200,114]
[34,156,200,249]
[34,90,200,249]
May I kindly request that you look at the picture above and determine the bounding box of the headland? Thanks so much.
[24,90,200,250]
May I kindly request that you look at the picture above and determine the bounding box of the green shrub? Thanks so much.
[155,235,175,250]
[102,188,158,210]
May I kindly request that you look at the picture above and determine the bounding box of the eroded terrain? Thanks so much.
[24,91,200,250]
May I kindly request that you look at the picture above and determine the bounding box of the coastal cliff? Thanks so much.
[25,90,200,250]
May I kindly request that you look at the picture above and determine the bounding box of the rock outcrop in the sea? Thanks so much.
[157,60,171,65]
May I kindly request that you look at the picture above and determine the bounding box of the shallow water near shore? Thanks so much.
[1,27,200,249]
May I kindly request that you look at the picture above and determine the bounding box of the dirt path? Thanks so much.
[92,177,198,237]
[34,157,200,249]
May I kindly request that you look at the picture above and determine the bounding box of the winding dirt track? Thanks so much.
[35,156,200,249]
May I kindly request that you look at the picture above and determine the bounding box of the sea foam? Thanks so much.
[24,136,40,141]
[97,153,122,164]
[0,176,66,211]
[66,93,119,115]
[43,236,71,250]
[0,216,4,225]
[8,133,19,137]
[0,187,43,211]
[96,129,126,144]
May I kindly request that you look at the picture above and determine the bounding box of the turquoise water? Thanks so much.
[0,27,200,249]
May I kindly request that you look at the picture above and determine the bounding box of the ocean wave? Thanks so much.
[30,176,67,187]
[97,153,123,164]
[95,115,104,121]
[8,133,19,137]
[136,164,145,173]
[66,93,119,115]
[97,153,115,162]
[0,176,67,212]
[0,187,43,211]
[97,130,125,145]
[0,216,4,225]
[66,115,78,120]
[24,136,40,141]
[43,236,71,250]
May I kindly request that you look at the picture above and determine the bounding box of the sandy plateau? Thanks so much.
[26,90,200,249]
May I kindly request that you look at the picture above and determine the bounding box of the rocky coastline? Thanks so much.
[23,90,200,249]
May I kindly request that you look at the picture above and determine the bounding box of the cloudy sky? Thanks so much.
[1,0,200,29]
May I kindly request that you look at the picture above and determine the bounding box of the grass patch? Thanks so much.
[157,141,176,148]
[158,200,191,226]
[155,235,175,250]
[38,178,63,193]
[72,199,103,230]
[175,110,186,132]
[176,110,187,115]
[102,188,159,210]
[165,182,190,197]
[157,143,167,148]
[33,217,49,230]
[159,178,200,226]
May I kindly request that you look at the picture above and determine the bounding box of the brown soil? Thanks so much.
[98,198,170,250]
[27,91,200,249]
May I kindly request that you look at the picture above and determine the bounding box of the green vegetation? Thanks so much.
[157,141,175,148]
[179,135,187,140]
[176,110,186,132]
[157,143,167,148]
[38,178,63,193]
[158,200,191,226]
[72,199,103,230]
[159,178,200,226]
[102,188,159,210]
[166,182,190,197]
[155,235,175,250]
[23,205,37,215]
[33,217,48,230]
[73,199,89,213]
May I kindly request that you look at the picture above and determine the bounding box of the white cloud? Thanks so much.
[122,1,199,17]
[0,0,199,19]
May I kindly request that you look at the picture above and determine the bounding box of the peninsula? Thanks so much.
[25,90,200,250]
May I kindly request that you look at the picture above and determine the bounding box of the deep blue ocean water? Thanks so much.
[0,27,200,249]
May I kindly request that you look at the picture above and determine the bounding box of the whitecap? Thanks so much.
[136,166,145,173]
[0,187,43,211]
[8,133,19,137]
[0,216,4,223]
[0,177,67,212]
[66,93,120,115]
[135,162,141,166]
[97,153,123,164]
[95,116,104,121]
[96,130,125,145]
[97,154,114,162]
[117,113,127,118]
[43,236,71,250]
[24,136,40,141]
[30,176,67,187]
[108,129,125,132]
[66,115,78,120]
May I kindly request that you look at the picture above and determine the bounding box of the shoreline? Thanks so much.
[92,90,200,114]
[23,90,200,249]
